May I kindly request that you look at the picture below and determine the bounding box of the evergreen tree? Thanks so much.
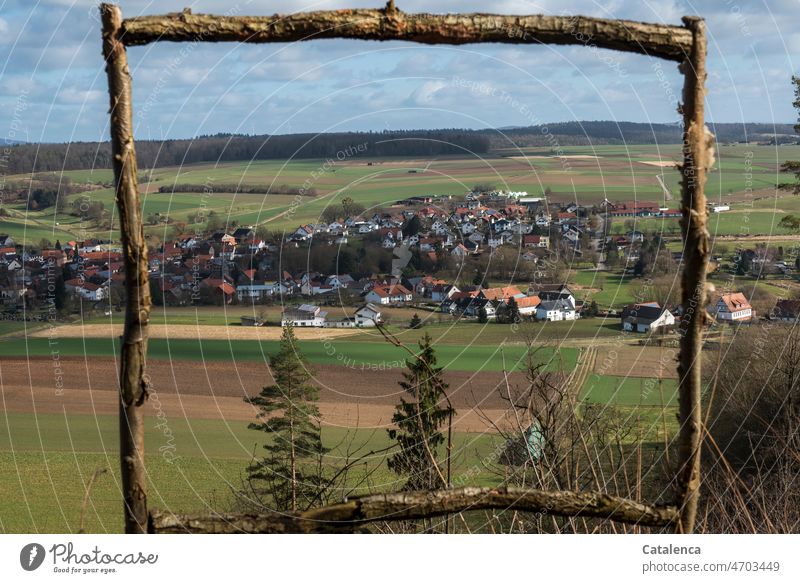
[409,313,423,329]
[478,305,488,324]
[53,274,66,312]
[505,296,521,323]
[402,215,422,238]
[387,334,454,491]
[245,325,328,512]
[781,76,800,191]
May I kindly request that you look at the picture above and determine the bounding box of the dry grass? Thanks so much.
[31,323,362,341]
[638,160,678,167]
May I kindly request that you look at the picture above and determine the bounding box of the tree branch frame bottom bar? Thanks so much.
[150,487,679,533]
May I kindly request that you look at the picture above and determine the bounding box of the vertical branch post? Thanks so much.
[101,3,152,534]
[676,16,712,534]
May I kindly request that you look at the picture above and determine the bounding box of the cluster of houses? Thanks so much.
[3,186,800,332]
[616,292,800,334]
[283,194,685,265]
[0,235,122,307]
[0,190,635,310]
[441,283,579,322]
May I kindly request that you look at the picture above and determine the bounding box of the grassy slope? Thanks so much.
[0,411,504,533]
[0,336,578,373]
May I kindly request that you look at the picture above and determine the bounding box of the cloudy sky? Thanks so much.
[0,0,797,143]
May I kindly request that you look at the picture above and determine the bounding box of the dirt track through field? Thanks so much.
[29,324,361,341]
[0,357,523,433]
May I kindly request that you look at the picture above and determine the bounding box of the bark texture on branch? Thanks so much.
[119,4,693,61]
[101,3,152,534]
[675,16,712,534]
[149,487,679,533]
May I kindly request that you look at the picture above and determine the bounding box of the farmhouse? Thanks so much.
[324,303,383,328]
[535,299,577,321]
[364,283,413,305]
[713,292,753,322]
[522,234,550,248]
[533,284,576,309]
[478,286,525,302]
[515,295,541,316]
[355,303,382,326]
[66,280,106,301]
[620,302,675,333]
[281,304,327,327]
[236,283,273,302]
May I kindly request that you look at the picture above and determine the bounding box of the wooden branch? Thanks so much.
[101,3,152,534]
[675,16,712,534]
[78,467,107,534]
[119,4,693,61]
[149,486,678,533]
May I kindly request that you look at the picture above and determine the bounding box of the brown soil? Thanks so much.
[0,357,523,432]
[592,345,678,379]
[29,324,361,342]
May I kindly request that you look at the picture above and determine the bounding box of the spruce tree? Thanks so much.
[409,313,423,329]
[506,296,521,323]
[245,325,328,512]
[478,305,488,323]
[387,334,454,491]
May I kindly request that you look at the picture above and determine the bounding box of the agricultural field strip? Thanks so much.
[5,144,797,244]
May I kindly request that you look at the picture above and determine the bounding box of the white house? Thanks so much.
[364,284,413,305]
[713,292,753,322]
[72,281,106,301]
[451,244,469,259]
[355,304,382,327]
[281,304,327,327]
[535,299,577,321]
[236,284,273,301]
[621,303,675,332]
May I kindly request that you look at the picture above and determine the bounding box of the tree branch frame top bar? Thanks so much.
[101,2,710,534]
[120,5,693,61]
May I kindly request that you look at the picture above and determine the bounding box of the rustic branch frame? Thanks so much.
[99,2,711,534]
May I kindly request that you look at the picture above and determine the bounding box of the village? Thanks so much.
[2,187,798,333]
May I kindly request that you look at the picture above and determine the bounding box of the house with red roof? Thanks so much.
[713,292,753,322]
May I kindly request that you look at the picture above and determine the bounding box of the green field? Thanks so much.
[0,335,578,373]
[0,411,504,533]
[581,374,677,407]
[580,374,680,441]
[568,271,640,308]
[4,144,798,245]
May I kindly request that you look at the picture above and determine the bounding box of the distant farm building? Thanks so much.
[620,302,675,333]
[713,293,753,322]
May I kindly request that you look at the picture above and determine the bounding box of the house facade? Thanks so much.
[714,293,753,322]
[621,303,675,333]
[535,299,577,321]
[281,304,327,327]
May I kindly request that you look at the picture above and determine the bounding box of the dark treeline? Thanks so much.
[162,183,317,196]
[491,121,797,148]
[5,122,795,175]
[4,130,491,175]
